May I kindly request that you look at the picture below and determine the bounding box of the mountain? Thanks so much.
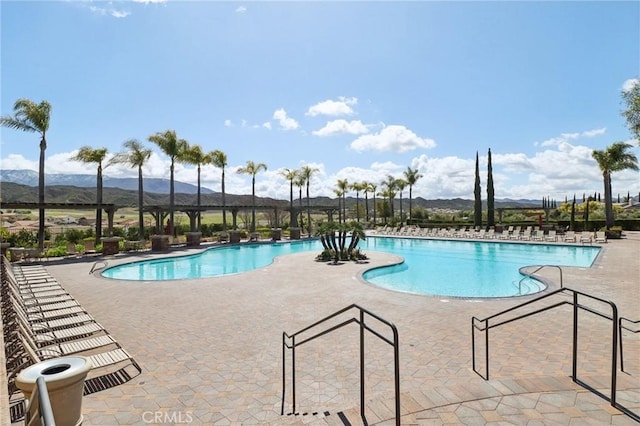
[0,181,541,211]
[0,169,213,195]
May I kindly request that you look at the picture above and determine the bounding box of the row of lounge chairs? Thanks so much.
[1,256,141,421]
[374,226,607,244]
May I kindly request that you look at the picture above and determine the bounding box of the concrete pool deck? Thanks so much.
[8,232,640,424]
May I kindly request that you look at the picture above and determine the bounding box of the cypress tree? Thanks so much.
[474,152,482,227]
[570,194,576,231]
[487,148,495,227]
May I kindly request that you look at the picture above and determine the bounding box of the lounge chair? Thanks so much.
[544,230,557,242]
[580,233,593,244]
[519,229,532,240]
[595,231,608,243]
[563,231,577,243]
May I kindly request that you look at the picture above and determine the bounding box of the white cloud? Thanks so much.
[241,119,248,127]
[263,122,272,130]
[622,78,639,93]
[537,128,606,147]
[224,119,232,127]
[132,0,167,3]
[235,5,247,13]
[312,119,369,137]
[350,125,436,153]
[272,108,299,130]
[87,5,130,18]
[306,97,358,117]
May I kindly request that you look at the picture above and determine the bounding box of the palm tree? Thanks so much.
[592,142,639,228]
[350,182,365,222]
[382,175,397,222]
[403,167,423,224]
[300,165,319,237]
[182,144,208,230]
[395,178,407,226]
[71,146,109,242]
[109,139,152,240]
[377,189,391,224]
[280,168,299,228]
[333,188,344,223]
[1,98,51,249]
[368,182,378,225]
[237,160,267,233]
[148,130,188,237]
[336,179,349,223]
[295,174,306,230]
[210,150,229,230]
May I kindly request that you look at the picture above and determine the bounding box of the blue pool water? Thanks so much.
[101,237,600,298]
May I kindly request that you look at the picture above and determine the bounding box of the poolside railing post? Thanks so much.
[393,324,401,426]
[360,309,365,421]
[485,319,490,380]
[471,319,476,373]
[572,291,578,381]
[281,333,286,415]
[619,318,625,373]
[292,335,296,414]
[610,303,618,407]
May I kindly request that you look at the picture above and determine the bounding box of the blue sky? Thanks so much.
[1,0,639,201]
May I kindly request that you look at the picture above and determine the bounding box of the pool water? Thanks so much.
[101,237,600,298]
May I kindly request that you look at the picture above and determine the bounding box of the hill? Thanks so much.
[0,169,212,195]
[0,182,540,211]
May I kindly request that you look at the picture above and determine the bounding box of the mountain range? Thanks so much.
[0,169,212,195]
[0,169,541,211]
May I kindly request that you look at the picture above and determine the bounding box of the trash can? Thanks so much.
[16,356,92,426]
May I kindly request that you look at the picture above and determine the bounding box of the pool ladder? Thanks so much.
[517,264,563,294]
[89,260,108,274]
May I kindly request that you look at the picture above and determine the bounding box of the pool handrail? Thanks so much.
[619,316,639,373]
[281,304,400,425]
[471,287,640,422]
[517,264,563,294]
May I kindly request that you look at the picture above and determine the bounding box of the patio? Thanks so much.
[4,232,640,425]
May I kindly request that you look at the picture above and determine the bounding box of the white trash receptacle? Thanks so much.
[16,356,92,426]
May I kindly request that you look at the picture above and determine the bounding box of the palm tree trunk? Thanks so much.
[289,181,297,228]
[251,176,256,233]
[96,165,103,241]
[170,159,175,237]
[197,164,201,230]
[604,172,614,228]
[138,165,145,240]
[409,186,413,224]
[373,193,377,225]
[222,169,227,230]
[38,138,46,250]
[306,181,311,237]
[365,192,369,223]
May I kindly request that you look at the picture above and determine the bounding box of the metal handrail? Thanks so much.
[282,304,400,425]
[472,287,621,411]
[25,376,56,426]
[619,317,639,373]
[89,260,108,274]
[518,265,563,294]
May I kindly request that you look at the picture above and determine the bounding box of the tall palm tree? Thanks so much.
[182,144,208,230]
[350,182,365,222]
[300,165,319,237]
[362,182,371,223]
[336,179,349,223]
[71,146,109,242]
[280,168,299,228]
[592,142,639,228]
[148,130,188,237]
[237,160,267,233]
[382,175,397,221]
[395,178,407,226]
[109,139,152,240]
[210,150,229,230]
[295,174,306,229]
[403,167,423,224]
[368,182,378,225]
[333,188,344,223]
[1,98,51,249]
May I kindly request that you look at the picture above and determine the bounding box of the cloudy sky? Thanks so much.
[1,1,638,201]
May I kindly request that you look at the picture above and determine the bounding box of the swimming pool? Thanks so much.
[101,237,600,298]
